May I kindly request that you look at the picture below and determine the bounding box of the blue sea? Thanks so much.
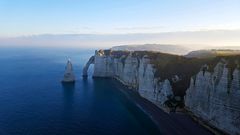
[0,47,160,135]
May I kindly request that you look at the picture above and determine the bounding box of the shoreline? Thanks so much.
[185,109,228,135]
[108,78,214,135]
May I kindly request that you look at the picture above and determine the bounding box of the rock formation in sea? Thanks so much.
[62,59,75,83]
[83,49,240,135]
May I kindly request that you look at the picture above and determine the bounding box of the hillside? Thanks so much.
[111,44,190,55]
[185,49,240,58]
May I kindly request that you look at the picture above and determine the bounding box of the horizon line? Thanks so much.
[1,28,240,38]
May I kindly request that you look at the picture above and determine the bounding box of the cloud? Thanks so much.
[0,29,240,49]
[115,26,165,30]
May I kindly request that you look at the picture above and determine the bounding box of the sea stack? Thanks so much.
[62,59,75,83]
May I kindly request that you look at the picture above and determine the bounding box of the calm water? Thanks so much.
[0,47,160,135]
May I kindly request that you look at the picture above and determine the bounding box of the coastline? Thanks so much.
[185,109,228,135]
[88,49,240,135]
[109,78,214,135]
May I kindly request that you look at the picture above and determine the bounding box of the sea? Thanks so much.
[0,47,161,135]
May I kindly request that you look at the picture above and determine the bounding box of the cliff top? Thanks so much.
[111,44,190,55]
[185,49,240,58]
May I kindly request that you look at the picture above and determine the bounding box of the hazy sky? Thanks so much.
[0,0,240,36]
[0,0,240,48]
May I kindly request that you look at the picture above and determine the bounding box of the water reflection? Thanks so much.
[61,83,75,114]
[82,77,88,86]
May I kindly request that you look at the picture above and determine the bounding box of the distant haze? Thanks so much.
[112,44,190,55]
[0,30,240,49]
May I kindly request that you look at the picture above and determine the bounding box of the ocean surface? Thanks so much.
[0,47,160,135]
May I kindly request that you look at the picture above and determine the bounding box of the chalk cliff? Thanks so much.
[62,59,75,83]
[83,50,174,108]
[185,61,240,135]
[83,49,240,135]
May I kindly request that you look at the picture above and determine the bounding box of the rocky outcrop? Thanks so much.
[82,56,95,77]
[185,61,240,135]
[62,59,75,83]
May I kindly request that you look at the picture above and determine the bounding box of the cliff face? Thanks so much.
[84,50,240,135]
[89,50,173,108]
[185,62,240,135]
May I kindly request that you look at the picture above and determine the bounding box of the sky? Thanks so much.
[0,0,240,48]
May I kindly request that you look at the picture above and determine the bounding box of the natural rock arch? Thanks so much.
[82,56,95,77]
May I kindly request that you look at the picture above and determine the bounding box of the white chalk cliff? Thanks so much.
[62,59,75,82]
[83,50,173,108]
[185,61,240,135]
[83,50,240,135]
